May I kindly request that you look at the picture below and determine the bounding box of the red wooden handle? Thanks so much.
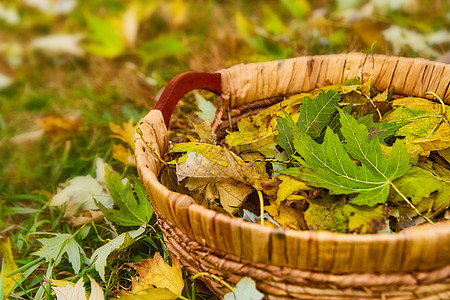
[154,72,222,128]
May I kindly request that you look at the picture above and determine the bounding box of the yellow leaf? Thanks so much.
[35,114,82,136]
[127,253,184,296]
[167,0,187,27]
[216,180,254,215]
[121,1,158,48]
[109,119,138,151]
[112,144,137,167]
[276,175,311,207]
[264,200,306,230]
[412,122,450,151]
[50,279,76,288]
[0,237,19,297]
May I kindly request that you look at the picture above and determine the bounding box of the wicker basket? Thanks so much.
[135,53,450,299]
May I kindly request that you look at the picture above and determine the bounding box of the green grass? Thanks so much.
[0,0,448,299]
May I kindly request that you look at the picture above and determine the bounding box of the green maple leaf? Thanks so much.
[96,171,153,226]
[293,110,411,206]
[33,233,87,273]
[91,227,145,281]
[276,90,341,154]
[357,114,409,145]
[297,90,341,139]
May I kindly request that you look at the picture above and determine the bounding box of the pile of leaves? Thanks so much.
[165,80,450,234]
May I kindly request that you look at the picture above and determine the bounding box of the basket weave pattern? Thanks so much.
[135,53,450,299]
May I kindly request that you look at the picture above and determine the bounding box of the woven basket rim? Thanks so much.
[135,53,450,274]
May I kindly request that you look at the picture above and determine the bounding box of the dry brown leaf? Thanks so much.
[71,210,104,227]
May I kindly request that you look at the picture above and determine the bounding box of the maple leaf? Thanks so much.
[33,233,87,273]
[109,118,138,151]
[49,158,113,219]
[294,110,411,206]
[356,114,409,145]
[96,171,152,226]
[224,277,264,300]
[91,227,145,281]
[51,276,104,300]
[297,90,341,139]
[120,252,183,299]
[276,90,340,155]
[112,143,137,167]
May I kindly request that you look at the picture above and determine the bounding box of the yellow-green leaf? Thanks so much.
[275,175,310,207]
[384,97,450,155]
[343,204,388,234]
[110,118,138,151]
[0,237,19,297]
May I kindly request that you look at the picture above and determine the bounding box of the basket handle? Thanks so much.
[154,72,222,129]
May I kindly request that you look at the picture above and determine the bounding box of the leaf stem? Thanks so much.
[190,272,234,292]
[257,190,264,226]
[389,181,433,223]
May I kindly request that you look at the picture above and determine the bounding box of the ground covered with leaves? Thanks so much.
[0,0,449,299]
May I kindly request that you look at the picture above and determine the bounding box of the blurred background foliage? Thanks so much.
[0,0,449,298]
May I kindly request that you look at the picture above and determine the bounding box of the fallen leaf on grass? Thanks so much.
[30,34,85,56]
[112,144,137,167]
[91,227,145,282]
[110,118,138,151]
[95,171,153,227]
[33,233,87,273]
[119,252,183,299]
[224,277,264,300]
[49,158,113,219]
[0,72,12,89]
[23,0,76,15]
[0,236,19,297]
[36,114,82,136]
[72,210,105,227]
[51,276,104,300]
